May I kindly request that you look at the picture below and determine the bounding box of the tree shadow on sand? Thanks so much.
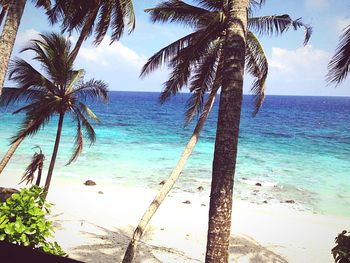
[57,221,201,263]
[229,235,288,263]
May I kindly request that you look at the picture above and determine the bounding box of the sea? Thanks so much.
[0,91,349,217]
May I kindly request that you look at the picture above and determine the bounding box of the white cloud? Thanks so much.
[262,45,348,96]
[15,29,40,47]
[78,36,146,69]
[269,45,330,80]
[75,36,167,91]
[305,0,330,9]
[336,16,350,34]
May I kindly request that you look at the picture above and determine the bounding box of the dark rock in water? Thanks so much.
[98,191,104,194]
[242,177,247,180]
[183,200,191,204]
[201,204,206,207]
[255,183,262,187]
[285,199,295,204]
[197,186,204,191]
[159,180,166,185]
[160,228,164,231]
[0,187,19,202]
[84,180,96,186]
[263,200,268,204]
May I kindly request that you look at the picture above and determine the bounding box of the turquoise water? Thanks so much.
[0,92,349,217]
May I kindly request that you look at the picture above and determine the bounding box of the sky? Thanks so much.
[6,0,350,96]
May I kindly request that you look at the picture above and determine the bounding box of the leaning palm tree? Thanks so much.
[47,0,135,61]
[122,0,311,262]
[0,32,108,199]
[19,146,45,186]
[0,0,50,96]
[0,0,11,26]
[327,24,350,85]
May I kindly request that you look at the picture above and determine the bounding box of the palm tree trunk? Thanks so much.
[205,0,249,262]
[0,137,24,175]
[43,112,64,199]
[69,10,98,62]
[0,0,26,96]
[122,89,218,263]
[35,162,42,186]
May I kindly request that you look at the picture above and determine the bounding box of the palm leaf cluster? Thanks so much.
[142,0,312,122]
[19,147,45,186]
[47,0,135,45]
[0,33,108,165]
[327,25,350,85]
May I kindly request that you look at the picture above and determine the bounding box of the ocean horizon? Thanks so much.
[1,91,349,217]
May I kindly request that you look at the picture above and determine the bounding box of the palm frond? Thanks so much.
[246,31,268,116]
[34,0,51,10]
[159,22,222,103]
[0,88,43,107]
[145,0,209,28]
[72,79,109,102]
[195,0,222,11]
[19,148,45,185]
[327,25,350,85]
[140,32,200,77]
[66,117,83,165]
[73,106,96,145]
[248,14,312,45]
[11,100,56,144]
[20,33,73,87]
[8,58,57,95]
[185,42,221,125]
[123,0,136,34]
[94,1,112,45]
[77,102,100,123]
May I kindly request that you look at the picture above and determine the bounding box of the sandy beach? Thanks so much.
[1,174,348,263]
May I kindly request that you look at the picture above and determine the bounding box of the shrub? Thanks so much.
[332,230,350,263]
[0,185,66,256]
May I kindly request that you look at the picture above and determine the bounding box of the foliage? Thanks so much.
[332,230,350,263]
[0,186,66,256]
[142,0,311,122]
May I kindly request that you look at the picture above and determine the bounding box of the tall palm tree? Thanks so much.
[47,0,135,61]
[0,0,50,96]
[0,32,108,199]
[327,24,350,85]
[122,0,311,262]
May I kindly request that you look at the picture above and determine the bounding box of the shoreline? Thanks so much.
[1,174,348,262]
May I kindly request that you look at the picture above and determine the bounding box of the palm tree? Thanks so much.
[327,24,350,85]
[0,32,108,199]
[19,146,45,186]
[122,0,311,262]
[0,0,133,174]
[47,0,135,61]
[0,0,50,96]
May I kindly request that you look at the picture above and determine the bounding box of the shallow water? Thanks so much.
[0,92,349,217]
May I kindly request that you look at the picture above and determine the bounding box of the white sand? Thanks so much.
[0,175,348,262]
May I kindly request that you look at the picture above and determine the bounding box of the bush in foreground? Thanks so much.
[332,230,350,263]
[0,185,66,256]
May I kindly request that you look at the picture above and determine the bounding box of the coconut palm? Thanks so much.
[122,0,311,262]
[0,32,108,199]
[19,146,45,186]
[0,0,50,96]
[47,0,135,61]
[327,25,350,85]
